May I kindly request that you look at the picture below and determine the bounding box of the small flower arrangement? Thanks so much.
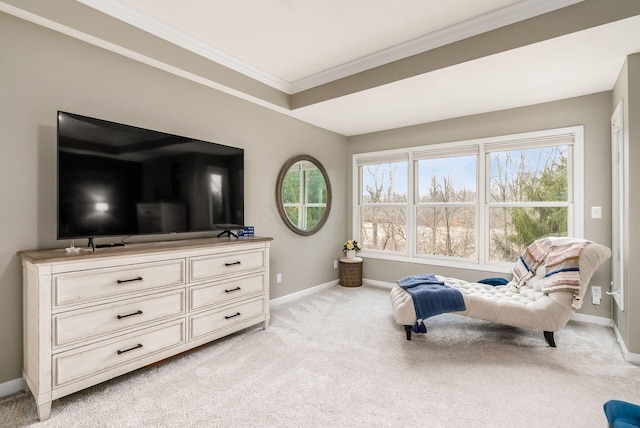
[343,239,362,254]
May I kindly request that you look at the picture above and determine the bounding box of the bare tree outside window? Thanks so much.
[360,162,407,252]
[416,156,476,259]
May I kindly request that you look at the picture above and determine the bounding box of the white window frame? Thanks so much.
[352,126,584,273]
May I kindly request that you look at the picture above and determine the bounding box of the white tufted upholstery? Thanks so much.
[390,242,611,335]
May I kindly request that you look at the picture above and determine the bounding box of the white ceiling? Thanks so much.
[51,1,640,135]
[294,15,640,135]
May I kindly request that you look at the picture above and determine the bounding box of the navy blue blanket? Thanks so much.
[398,274,466,320]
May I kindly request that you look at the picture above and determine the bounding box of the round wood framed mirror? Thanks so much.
[276,155,331,236]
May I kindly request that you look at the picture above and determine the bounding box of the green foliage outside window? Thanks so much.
[508,156,568,245]
[306,169,327,204]
[491,149,569,261]
[282,170,300,204]
[282,167,327,229]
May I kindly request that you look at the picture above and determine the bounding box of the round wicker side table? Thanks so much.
[339,256,363,287]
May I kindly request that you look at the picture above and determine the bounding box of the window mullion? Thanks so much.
[479,143,487,265]
[407,155,415,257]
[353,163,361,243]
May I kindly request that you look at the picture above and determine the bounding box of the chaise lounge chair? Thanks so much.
[390,238,611,346]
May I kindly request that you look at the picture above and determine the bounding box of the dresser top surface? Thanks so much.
[18,236,273,265]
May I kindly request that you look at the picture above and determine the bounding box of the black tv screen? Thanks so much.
[57,111,244,240]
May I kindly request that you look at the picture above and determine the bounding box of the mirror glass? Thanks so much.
[276,155,331,236]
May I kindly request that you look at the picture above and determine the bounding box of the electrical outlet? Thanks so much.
[333,260,338,269]
[276,273,282,283]
[592,286,602,305]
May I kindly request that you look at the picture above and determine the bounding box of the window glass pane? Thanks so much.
[416,207,475,258]
[284,206,299,225]
[489,206,568,262]
[282,170,300,204]
[360,206,406,252]
[417,155,476,202]
[305,206,325,229]
[305,169,327,204]
[489,146,568,203]
[361,162,408,203]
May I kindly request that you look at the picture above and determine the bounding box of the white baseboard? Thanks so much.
[571,312,613,327]
[613,323,640,365]
[0,377,24,399]
[269,279,339,307]
[269,278,393,307]
[363,278,394,289]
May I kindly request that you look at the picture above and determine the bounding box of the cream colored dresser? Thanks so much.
[18,237,271,421]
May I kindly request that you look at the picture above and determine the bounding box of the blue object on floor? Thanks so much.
[604,400,640,427]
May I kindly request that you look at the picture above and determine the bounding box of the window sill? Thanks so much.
[359,251,514,275]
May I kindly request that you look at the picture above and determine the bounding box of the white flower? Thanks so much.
[343,239,361,253]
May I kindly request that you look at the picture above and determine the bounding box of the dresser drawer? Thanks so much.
[53,260,186,308]
[53,320,186,388]
[190,273,265,311]
[190,297,265,340]
[190,249,265,282]
[53,290,186,348]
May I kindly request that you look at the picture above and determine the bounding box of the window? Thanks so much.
[487,143,570,262]
[353,127,583,269]
[416,152,477,260]
[359,159,408,252]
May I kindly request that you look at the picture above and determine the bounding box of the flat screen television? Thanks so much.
[57,111,244,243]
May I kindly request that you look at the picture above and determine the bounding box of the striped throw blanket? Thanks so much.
[511,238,552,289]
[542,240,590,293]
[510,237,591,308]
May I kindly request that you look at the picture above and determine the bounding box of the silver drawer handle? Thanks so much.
[117,276,143,284]
[224,312,241,320]
[117,310,143,320]
[225,287,241,293]
[225,261,241,267]
[117,343,143,355]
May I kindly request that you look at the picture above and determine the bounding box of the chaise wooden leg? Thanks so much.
[404,325,412,340]
[544,331,556,347]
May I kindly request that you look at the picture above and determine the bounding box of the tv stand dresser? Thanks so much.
[18,236,272,421]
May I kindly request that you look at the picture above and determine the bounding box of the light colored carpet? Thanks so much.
[1,283,639,427]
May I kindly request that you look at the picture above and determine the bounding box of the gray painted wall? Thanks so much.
[0,13,348,384]
[627,55,640,354]
[348,92,614,320]
[612,53,640,354]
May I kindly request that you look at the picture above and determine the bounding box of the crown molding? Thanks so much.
[7,0,584,96]
[289,0,585,93]
[75,0,292,92]
[76,0,584,95]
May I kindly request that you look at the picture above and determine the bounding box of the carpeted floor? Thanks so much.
[1,283,639,427]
